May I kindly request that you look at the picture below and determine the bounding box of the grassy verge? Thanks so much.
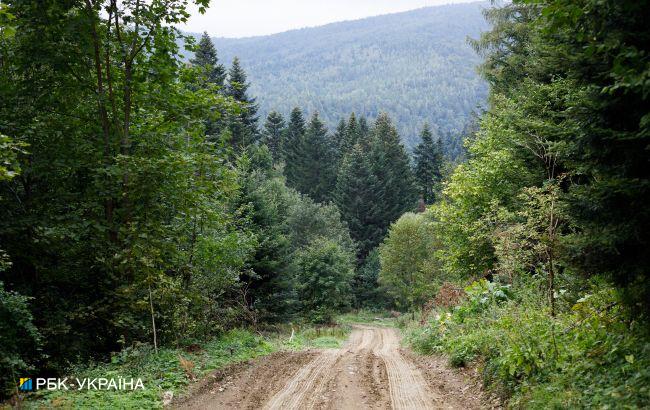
[17,324,351,409]
[336,310,399,327]
[405,278,650,408]
[273,323,352,350]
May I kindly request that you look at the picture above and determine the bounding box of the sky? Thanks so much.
[180,0,480,38]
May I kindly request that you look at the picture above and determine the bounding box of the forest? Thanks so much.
[206,2,489,157]
[0,0,648,408]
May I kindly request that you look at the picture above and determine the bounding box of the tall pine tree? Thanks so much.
[283,107,306,189]
[370,113,417,229]
[340,113,360,155]
[413,123,444,204]
[190,32,226,87]
[261,111,286,161]
[190,32,227,139]
[357,116,371,148]
[300,112,337,203]
[225,57,259,149]
[334,145,384,259]
[332,118,347,165]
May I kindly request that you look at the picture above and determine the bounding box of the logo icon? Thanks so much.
[19,378,33,391]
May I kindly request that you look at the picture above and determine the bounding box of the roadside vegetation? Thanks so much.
[406,279,650,408]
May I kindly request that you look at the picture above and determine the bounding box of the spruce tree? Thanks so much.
[190,32,226,87]
[341,113,359,155]
[357,116,371,148]
[225,57,259,149]
[369,113,417,230]
[332,118,347,164]
[300,112,337,203]
[413,123,443,204]
[261,111,286,161]
[283,107,306,189]
[334,145,384,259]
[190,32,227,139]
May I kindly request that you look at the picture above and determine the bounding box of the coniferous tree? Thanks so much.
[300,112,337,203]
[190,32,226,87]
[413,123,444,204]
[334,145,384,259]
[341,113,360,155]
[357,116,371,148]
[332,118,347,164]
[370,113,417,229]
[190,32,227,139]
[283,107,306,188]
[226,57,259,148]
[261,111,286,161]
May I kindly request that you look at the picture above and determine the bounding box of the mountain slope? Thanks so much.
[210,2,490,154]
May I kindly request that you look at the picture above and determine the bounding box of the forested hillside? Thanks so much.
[207,2,489,155]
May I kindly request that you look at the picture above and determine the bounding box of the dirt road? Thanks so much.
[177,326,489,409]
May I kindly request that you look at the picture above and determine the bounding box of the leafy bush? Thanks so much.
[292,238,355,324]
[407,279,650,408]
[454,279,512,321]
[379,212,441,309]
[0,281,41,398]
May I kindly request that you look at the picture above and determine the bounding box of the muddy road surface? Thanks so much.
[177,326,489,410]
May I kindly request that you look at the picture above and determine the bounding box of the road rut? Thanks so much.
[177,326,487,409]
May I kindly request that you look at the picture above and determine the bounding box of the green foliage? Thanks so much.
[334,112,417,263]
[379,213,440,309]
[334,145,383,259]
[237,156,356,323]
[0,134,25,181]
[460,0,650,309]
[402,2,650,408]
[282,107,307,190]
[413,123,444,204]
[0,0,257,389]
[190,31,227,88]
[369,113,418,224]
[453,279,512,322]
[407,280,650,408]
[297,112,338,203]
[353,249,390,309]
[292,238,355,324]
[279,324,352,350]
[0,281,41,397]
[225,57,259,148]
[261,111,286,161]
[336,310,397,327]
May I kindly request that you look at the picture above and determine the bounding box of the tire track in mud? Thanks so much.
[372,327,442,409]
[264,325,436,410]
[263,349,343,409]
[177,325,487,410]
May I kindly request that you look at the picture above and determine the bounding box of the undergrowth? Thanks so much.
[406,277,650,408]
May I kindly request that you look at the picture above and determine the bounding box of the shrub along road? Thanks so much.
[176,325,490,409]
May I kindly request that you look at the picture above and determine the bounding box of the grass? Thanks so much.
[336,310,398,327]
[17,329,271,409]
[16,323,352,409]
[271,322,352,350]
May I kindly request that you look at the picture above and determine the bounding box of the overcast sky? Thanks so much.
[180,0,480,38]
